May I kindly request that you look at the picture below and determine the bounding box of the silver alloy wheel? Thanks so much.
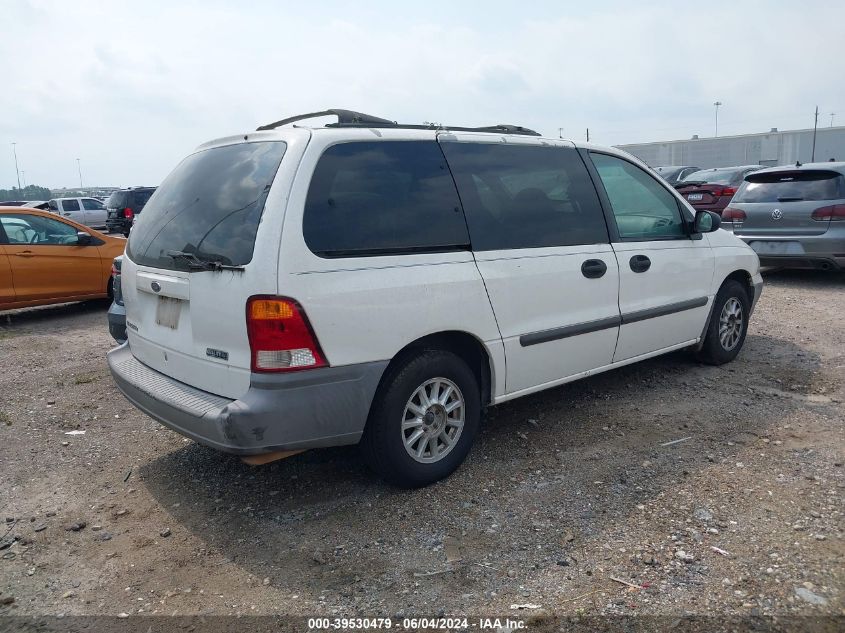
[718,297,744,351]
[401,377,465,464]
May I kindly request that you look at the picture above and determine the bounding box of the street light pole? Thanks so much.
[811,106,819,162]
[831,113,836,128]
[76,158,83,189]
[11,142,21,190]
[713,101,723,137]
[558,127,564,139]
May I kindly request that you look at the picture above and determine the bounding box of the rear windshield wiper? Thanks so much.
[165,250,244,271]
[675,181,705,188]
[777,196,803,202]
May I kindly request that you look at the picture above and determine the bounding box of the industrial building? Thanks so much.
[617,125,845,169]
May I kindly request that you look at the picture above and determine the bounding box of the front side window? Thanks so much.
[590,153,686,240]
[61,199,81,212]
[1,214,79,245]
[82,198,104,210]
[440,143,608,250]
[127,141,286,270]
[303,141,468,256]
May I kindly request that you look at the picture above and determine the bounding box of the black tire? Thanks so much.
[360,350,481,488]
[696,280,750,365]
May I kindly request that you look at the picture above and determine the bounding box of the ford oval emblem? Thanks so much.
[771,208,783,220]
[150,281,162,293]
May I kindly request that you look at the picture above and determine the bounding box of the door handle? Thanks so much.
[630,254,651,273]
[581,259,608,279]
[13,251,35,258]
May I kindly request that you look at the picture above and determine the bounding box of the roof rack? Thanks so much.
[256,109,541,137]
[257,109,395,131]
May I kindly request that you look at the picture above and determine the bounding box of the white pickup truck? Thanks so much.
[48,197,108,230]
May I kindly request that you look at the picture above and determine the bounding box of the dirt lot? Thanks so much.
[0,270,842,625]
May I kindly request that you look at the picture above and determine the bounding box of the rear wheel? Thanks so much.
[696,280,750,365]
[361,350,480,487]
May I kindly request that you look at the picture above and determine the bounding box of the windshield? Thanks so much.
[734,170,844,203]
[682,168,747,185]
[126,141,286,270]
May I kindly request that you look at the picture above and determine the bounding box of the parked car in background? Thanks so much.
[0,207,125,310]
[107,109,763,487]
[106,187,156,236]
[652,165,700,184]
[48,197,108,230]
[722,161,845,270]
[107,255,126,342]
[0,200,50,210]
[675,165,763,214]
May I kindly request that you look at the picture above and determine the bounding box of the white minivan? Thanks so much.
[107,109,763,487]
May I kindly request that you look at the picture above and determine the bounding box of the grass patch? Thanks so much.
[0,411,11,426]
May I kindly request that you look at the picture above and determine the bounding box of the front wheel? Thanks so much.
[696,280,750,365]
[360,350,481,487]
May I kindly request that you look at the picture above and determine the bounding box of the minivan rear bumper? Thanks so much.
[107,344,387,455]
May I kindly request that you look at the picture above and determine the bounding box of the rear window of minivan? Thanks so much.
[127,141,286,270]
[734,170,844,203]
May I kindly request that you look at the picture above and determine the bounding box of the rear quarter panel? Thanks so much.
[277,129,506,398]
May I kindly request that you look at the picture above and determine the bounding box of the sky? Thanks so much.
[2,0,844,189]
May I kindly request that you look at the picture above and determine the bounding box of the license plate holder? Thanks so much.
[749,241,805,255]
[155,296,182,329]
[687,193,704,201]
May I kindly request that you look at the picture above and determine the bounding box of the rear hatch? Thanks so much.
[675,167,747,210]
[106,191,128,222]
[122,140,288,398]
[728,169,842,237]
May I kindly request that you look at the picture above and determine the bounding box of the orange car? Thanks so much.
[0,207,125,310]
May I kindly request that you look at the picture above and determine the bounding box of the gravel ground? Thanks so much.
[0,269,842,627]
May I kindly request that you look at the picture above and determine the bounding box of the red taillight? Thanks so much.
[722,207,746,222]
[811,204,845,221]
[709,186,736,198]
[123,207,134,219]
[246,297,327,372]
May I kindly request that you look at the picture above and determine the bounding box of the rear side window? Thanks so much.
[440,143,608,250]
[127,141,286,270]
[734,170,844,203]
[132,189,154,209]
[303,141,468,256]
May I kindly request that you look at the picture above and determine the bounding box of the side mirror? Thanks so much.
[76,231,93,245]
[694,210,721,233]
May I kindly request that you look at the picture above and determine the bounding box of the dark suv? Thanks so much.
[105,187,156,236]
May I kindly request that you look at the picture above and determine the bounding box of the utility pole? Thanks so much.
[76,158,83,189]
[713,101,722,137]
[586,128,590,142]
[811,106,819,162]
[11,142,21,190]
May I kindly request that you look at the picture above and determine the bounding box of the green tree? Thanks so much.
[0,185,52,201]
